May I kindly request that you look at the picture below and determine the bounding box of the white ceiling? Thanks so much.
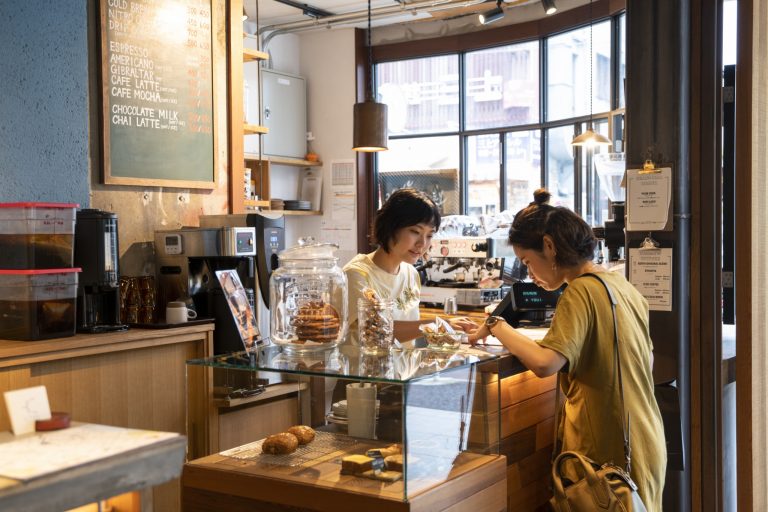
[245,0,548,31]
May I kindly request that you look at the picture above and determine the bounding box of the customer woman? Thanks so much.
[344,188,477,343]
[469,189,666,510]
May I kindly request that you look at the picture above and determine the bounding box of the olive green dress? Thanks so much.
[539,272,666,511]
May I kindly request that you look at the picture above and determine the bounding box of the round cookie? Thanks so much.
[287,425,316,445]
[262,432,299,455]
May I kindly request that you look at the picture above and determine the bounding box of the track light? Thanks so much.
[541,0,557,15]
[479,0,504,25]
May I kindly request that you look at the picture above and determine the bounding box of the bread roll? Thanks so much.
[287,425,316,445]
[262,432,299,455]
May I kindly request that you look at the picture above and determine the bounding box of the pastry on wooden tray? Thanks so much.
[384,454,403,472]
[287,425,316,445]
[262,432,299,455]
[340,454,384,474]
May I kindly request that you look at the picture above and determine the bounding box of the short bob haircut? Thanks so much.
[508,188,597,268]
[372,188,441,252]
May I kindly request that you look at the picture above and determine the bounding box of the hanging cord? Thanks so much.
[588,0,593,129]
[366,0,374,102]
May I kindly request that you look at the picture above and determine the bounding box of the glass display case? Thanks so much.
[186,344,501,504]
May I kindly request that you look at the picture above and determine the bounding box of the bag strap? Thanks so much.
[550,272,632,473]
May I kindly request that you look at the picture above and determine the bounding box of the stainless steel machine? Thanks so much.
[155,226,259,354]
[420,236,507,308]
[199,213,285,338]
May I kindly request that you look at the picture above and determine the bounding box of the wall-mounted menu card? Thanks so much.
[100,0,215,188]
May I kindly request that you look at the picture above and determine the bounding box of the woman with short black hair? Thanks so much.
[344,188,476,343]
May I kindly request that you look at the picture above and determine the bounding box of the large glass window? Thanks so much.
[546,125,576,210]
[377,55,459,136]
[546,20,611,122]
[467,134,501,216]
[464,41,540,130]
[375,14,623,225]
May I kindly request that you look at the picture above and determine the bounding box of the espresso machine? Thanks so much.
[155,226,257,354]
[419,236,507,308]
[74,209,128,333]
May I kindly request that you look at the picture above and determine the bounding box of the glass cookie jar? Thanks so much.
[270,240,348,352]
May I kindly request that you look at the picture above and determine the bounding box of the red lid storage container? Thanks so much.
[0,202,78,270]
[0,268,80,340]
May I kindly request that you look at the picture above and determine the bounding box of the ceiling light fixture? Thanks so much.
[571,0,611,148]
[541,0,557,15]
[479,0,504,25]
[352,0,388,152]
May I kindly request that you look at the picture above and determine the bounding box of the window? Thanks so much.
[464,41,539,130]
[377,55,459,136]
[375,13,624,226]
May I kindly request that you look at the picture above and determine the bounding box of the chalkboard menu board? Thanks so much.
[100,0,215,188]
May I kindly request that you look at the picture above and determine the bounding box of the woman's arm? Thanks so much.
[469,320,567,378]
[393,319,433,342]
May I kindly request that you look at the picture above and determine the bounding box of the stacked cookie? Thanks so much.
[291,301,340,344]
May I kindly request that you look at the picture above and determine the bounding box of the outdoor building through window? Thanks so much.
[375,13,626,226]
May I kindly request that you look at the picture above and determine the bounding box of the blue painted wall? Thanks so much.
[0,2,90,207]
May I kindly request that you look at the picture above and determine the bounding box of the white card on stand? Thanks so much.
[3,386,52,435]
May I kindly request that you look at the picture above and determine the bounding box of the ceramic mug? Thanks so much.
[166,301,197,324]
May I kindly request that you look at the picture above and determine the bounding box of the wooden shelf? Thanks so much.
[243,48,269,62]
[243,199,271,208]
[242,208,323,216]
[244,124,269,135]
[213,382,306,408]
[244,153,322,167]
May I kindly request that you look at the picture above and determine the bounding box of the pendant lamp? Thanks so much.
[353,0,388,152]
[571,0,611,148]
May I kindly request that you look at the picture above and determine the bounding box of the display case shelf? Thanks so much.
[186,345,502,504]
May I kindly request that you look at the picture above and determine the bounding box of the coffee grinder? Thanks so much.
[74,209,127,333]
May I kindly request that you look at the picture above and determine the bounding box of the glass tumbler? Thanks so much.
[358,298,395,355]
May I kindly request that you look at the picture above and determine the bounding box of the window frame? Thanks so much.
[369,1,627,227]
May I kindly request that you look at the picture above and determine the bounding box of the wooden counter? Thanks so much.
[183,448,507,512]
[0,323,215,512]
[420,307,558,510]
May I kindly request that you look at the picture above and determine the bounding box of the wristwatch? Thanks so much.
[485,316,505,333]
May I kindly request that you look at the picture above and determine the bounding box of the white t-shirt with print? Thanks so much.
[343,253,421,343]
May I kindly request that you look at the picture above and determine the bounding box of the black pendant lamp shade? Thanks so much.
[353,0,388,152]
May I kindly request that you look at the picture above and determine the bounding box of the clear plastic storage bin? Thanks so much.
[0,268,80,340]
[0,202,78,269]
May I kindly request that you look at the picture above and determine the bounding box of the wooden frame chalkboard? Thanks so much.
[99,0,216,189]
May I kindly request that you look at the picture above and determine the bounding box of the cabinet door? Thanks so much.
[261,70,307,158]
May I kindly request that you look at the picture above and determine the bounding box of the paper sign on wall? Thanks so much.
[629,247,673,311]
[626,167,673,231]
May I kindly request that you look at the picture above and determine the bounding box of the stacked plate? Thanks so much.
[270,198,285,210]
[326,399,380,425]
[284,200,312,211]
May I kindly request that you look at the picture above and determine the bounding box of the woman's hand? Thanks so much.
[467,324,491,346]
[448,316,480,333]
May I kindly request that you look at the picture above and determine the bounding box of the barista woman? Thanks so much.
[344,188,477,343]
[468,189,666,510]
